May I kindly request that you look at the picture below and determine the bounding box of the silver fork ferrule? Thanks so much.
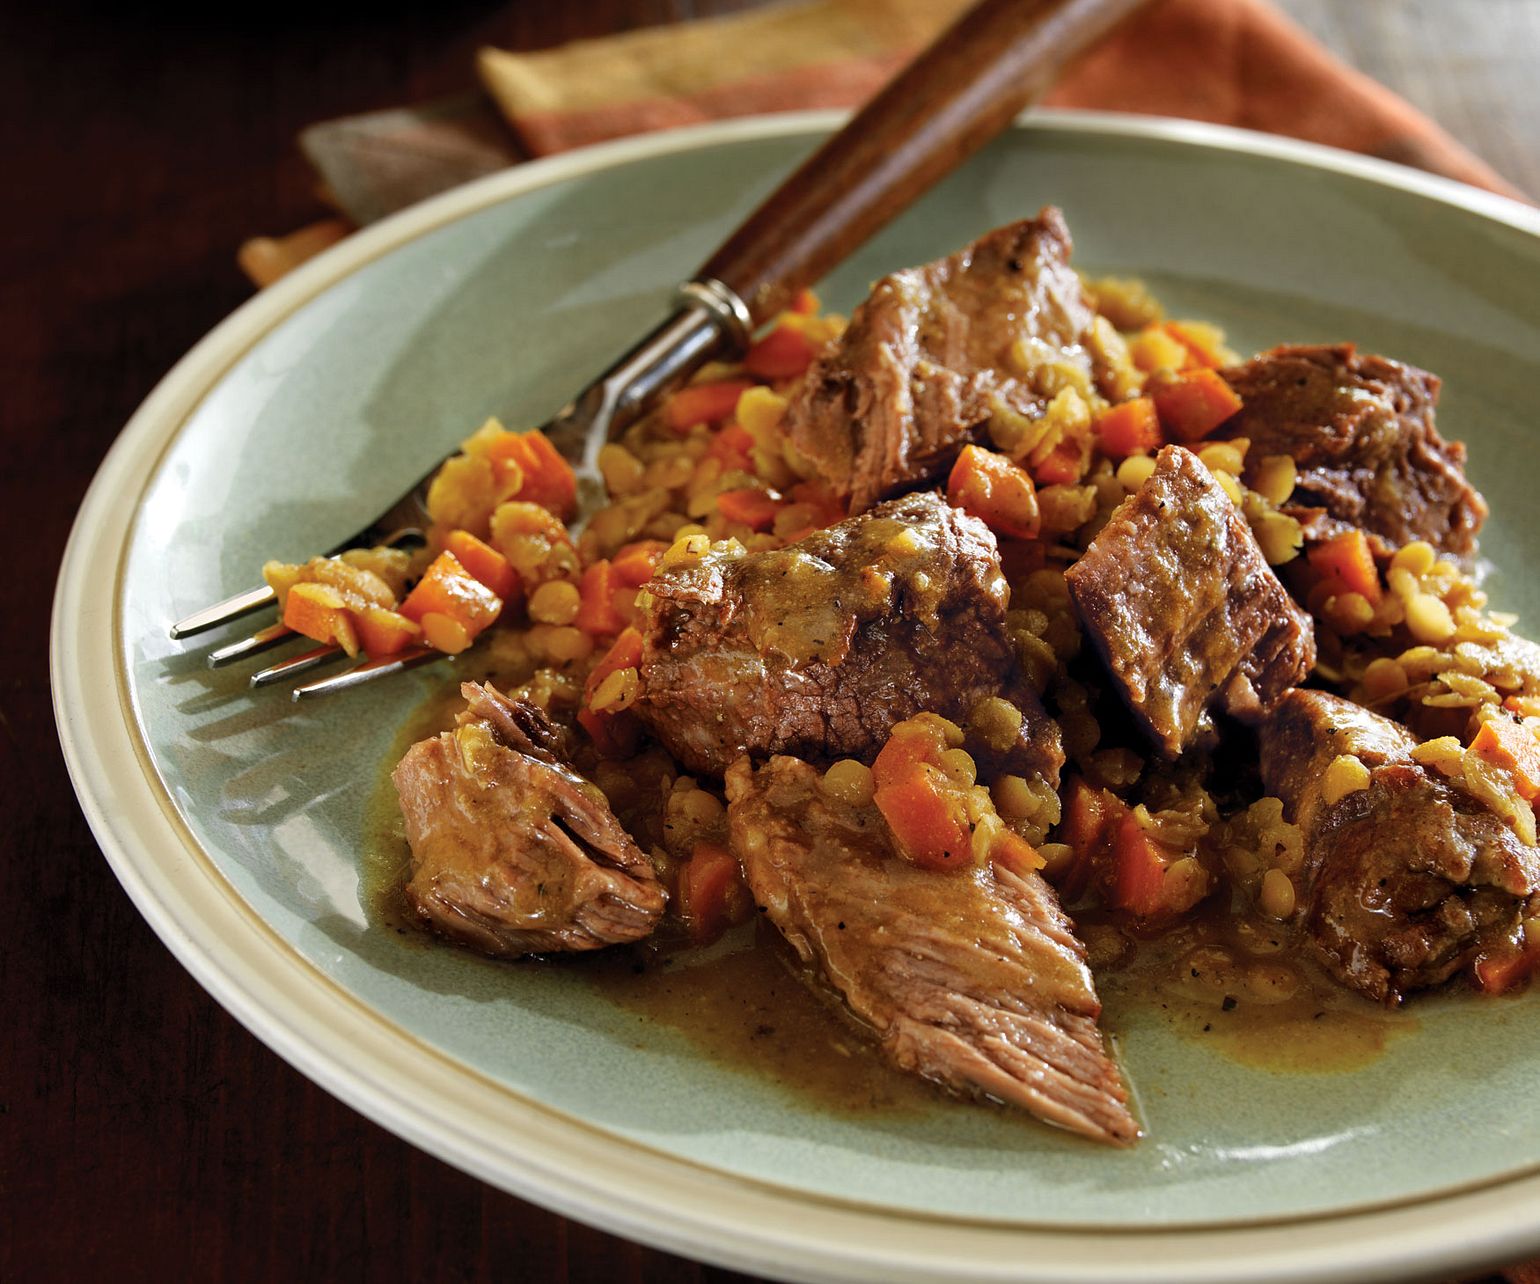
[676,278,753,353]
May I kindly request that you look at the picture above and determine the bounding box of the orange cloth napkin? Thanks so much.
[243,0,1523,286]
[477,0,1515,195]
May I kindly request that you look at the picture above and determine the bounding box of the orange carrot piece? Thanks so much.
[445,529,520,601]
[398,552,503,645]
[1163,320,1223,370]
[706,422,756,469]
[578,626,645,757]
[575,560,626,637]
[664,380,754,433]
[1151,368,1243,442]
[790,288,819,315]
[1031,435,1089,486]
[679,841,751,946]
[1306,529,1381,604]
[744,323,817,380]
[946,444,1041,540]
[715,487,782,531]
[1110,813,1176,918]
[873,771,973,872]
[611,540,666,587]
[355,606,420,657]
[1055,776,1121,900]
[1471,717,1540,801]
[283,582,360,655]
[1474,942,1540,995]
[872,721,945,789]
[486,430,577,521]
[991,830,1047,878]
[1093,397,1162,457]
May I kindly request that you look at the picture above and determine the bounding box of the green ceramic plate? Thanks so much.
[53,111,1540,1282]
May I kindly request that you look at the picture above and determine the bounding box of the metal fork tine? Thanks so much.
[250,643,345,688]
[171,585,278,639]
[208,620,294,668]
[291,647,442,701]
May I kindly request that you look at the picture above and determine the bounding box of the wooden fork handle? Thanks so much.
[695,0,1148,329]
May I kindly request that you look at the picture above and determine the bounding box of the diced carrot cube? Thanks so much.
[611,540,666,587]
[706,423,756,471]
[1474,942,1540,994]
[445,529,520,601]
[355,606,421,657]
[946,444,1040,539]
[1307,529,1381,604]
[715,487,783,531]
[790,288,819,315]
[578,633,644,759]
[1471,717,1540,801]
[575,560,626,637]
[679,840,752,946]
[874,771,974,872]
[485,430,577,521]
[1151,369,1244,442]
[399,551,503,645]
[1093,397,1162,457]
[664,380,755,433]
[744,323,817,380]
[1110,813,1176,918]
[283,581,360,656]
[1031,436,1089,486]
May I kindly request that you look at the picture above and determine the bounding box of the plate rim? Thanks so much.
[51,108,1540,1283]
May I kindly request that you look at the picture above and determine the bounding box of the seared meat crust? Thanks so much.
[1066,445,1315,757]
[636,491,1063,782]
[1219,343,1487,562]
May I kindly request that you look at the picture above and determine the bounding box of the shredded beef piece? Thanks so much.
[726,755,1137,1145]
[393,683,664,956]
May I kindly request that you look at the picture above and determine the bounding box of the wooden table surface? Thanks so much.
[7,2,1537,1281]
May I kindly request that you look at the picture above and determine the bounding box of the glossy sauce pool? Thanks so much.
[364,695,1418,1124]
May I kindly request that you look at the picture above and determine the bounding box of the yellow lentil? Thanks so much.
[590,667,640,713]
[1259,868,1297,919]
[821,758,876,807]
[528,580,581,625]
[1251,454,1297,506]
[1322,754,1372,805]
[939,748,978,787]
[1406,593,1457,644]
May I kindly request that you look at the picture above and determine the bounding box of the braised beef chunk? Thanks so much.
[725,756,1137,1145]
[393,683,665,956]
[1066,445,1315,758]
[1260,690,1540,1004]
[636,491,1064,781]
[784,208,1110,512]
[1219,344,1487,562]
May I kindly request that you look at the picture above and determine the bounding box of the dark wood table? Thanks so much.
[7,2,1535,1281]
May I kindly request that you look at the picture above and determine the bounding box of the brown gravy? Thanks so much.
[363,692,1416,1120]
